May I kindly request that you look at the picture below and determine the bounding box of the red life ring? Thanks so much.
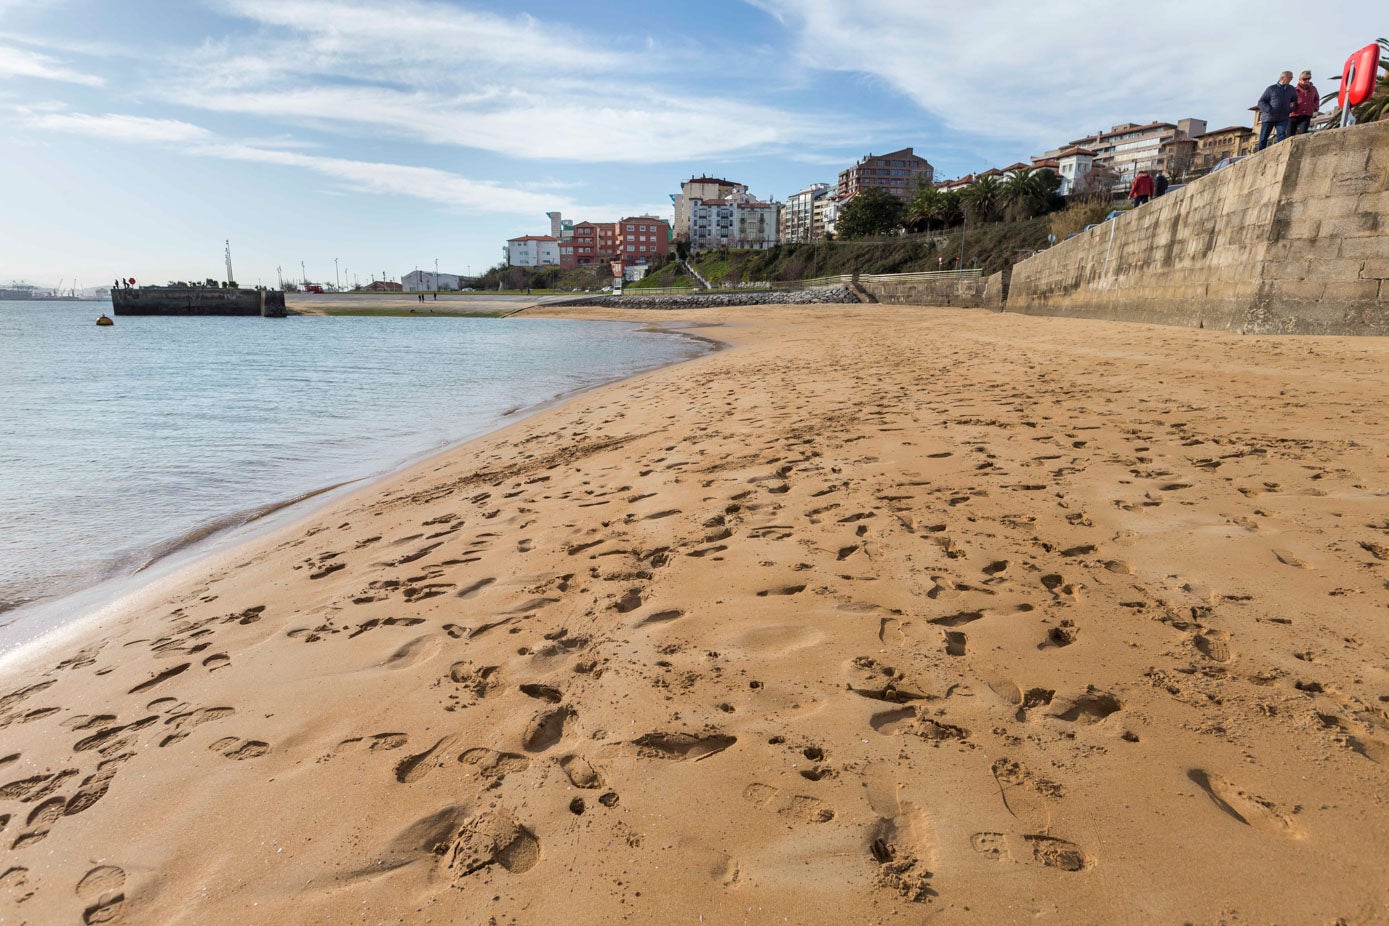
[1340,43,1381,109]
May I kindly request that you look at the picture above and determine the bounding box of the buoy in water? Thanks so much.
[96,315,114,326]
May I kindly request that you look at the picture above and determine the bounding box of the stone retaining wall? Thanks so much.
[1007,120,1389,334]
[857,276,987,306]
[558,286,859,310]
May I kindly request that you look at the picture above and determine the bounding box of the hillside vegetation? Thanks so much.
[630,216,1051,290]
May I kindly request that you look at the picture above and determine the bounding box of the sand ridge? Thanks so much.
[1,304,1388,924]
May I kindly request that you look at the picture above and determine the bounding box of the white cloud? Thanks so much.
[0,42,102,85]
[152,0,865,163]
[753,0,1368,151]
[20,105,654,218]
[24,110,208,142]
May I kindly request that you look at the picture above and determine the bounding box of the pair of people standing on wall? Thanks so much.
[1258,70,1320,150]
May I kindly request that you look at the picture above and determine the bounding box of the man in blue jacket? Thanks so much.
[1257,71,1299,151]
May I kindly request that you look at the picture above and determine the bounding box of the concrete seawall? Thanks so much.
[1007,120,1389,334]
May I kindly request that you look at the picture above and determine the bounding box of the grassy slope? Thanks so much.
[633,216,1051,288]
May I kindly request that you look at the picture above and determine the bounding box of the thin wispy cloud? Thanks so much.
[752,0,1362,150]
[19,105,661,219]
[153,0,866,163]
[0,42,102,86]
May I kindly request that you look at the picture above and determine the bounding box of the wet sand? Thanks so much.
[2,303,1388,924]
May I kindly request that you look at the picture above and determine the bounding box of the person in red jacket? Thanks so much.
[1129,171,1155,207]
[1290,70,1320,136]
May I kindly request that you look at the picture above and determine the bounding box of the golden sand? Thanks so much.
[2,304,1388,924]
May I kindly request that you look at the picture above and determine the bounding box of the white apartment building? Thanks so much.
[686,190,780,252]
[401,270,465,291]
[816,198,841,238]
[781,182,833,243]
[1055,148,1096,196]
[505,235,560,267]
[672,176,748,241]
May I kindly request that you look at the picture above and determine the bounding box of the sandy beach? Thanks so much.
[2,303,1388,925]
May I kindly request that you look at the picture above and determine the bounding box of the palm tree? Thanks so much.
[960,175,1003,222]
[999,168,1062,221]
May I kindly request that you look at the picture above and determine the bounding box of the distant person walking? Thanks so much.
[1291,70,1320,136]
[1129,171,1155,208]
[1257,71,1299,150]
[1154,172,1170,197]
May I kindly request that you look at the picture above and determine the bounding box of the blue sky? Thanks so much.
[0,0,1375,288]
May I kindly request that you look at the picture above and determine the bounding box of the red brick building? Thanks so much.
[561,217,669,269]
[615,216,669,262]
[837,147,935,203]
[565,221,618,268]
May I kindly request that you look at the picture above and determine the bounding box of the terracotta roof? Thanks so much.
[685,177,741,187]
[1200,125,1255,136]
[1056,146,1097,157]
[507,235,557,242]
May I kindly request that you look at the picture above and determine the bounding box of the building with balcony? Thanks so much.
[1044,119,1207,184]
[1055,147,1097,196]
[781,182,834,243]
[837,148,934,203]
[615,216,670,262]
[687,190,780,252]
[672,176,748,243]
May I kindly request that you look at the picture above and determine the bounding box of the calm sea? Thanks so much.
[0,300,704,649]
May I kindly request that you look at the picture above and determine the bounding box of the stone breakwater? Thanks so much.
[559,285,859,309]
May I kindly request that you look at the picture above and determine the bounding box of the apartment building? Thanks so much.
[1054,147,1097,196]
[563,221,618,268]
[781,182,833,243]
[813,196,839,239]
[837,148,934,203]
[687,190,780,252]
[1193,125,1257,170]
[505,235,560,267]
[1046,119,1207,183]
[672,176,747,242]
[615,216,670,262]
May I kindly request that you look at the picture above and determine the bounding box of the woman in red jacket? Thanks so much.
[1291,70,1320,136]
[1129,171,1155,207]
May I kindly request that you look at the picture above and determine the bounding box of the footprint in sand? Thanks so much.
[0,866,34,905]
[448,809,541,879]
[867,798,936,902]
[558,754,605,790]
[1188,769,1302,837]
[11,796,65,848]
[1023,834,1093,871]
[458,748,531,782]
[741,783,835,823]
[522,707,572,753]
[991,758,1060,831]
[76,865,126,924]
[336,732,408,753]
[1194,629,1233,663]
[395,735,461,783]
[1049,689,1122,724]
[628,731,736,761]
[969,832,1010,860]
[208,737,269,760]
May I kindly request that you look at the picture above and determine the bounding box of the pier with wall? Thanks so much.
[1005,120,1389,335]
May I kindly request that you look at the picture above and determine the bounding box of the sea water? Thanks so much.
[0,301,705,648]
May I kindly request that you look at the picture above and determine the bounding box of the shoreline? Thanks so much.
[2,303,1387,924]
[0,316,723,673]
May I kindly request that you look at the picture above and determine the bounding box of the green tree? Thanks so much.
[999,168,1063,221]
[959,175,1003,222]
[905,186,963,231]
[835,187,905,238]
